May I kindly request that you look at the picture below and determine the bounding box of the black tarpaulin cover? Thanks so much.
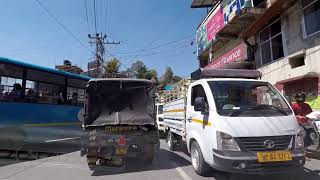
[83,79,156,126]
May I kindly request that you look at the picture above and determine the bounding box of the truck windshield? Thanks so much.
[208,81,292,117]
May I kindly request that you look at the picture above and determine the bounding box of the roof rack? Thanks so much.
[191,68,262,80]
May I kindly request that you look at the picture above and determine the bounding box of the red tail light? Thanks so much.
[117,135,126,146]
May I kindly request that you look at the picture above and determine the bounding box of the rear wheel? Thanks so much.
[166,131,176,151]
[190,141,210,176]
[143,145,154,165]
[87,156,97,167]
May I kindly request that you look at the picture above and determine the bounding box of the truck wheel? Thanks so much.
[167,131,176,151]
[190,141,210,176]
[143,145,155,165]
[144,154,154,165]
[87,156,97,167]
[159,131,166,139]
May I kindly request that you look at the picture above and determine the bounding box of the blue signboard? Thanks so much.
[222,0,253,24]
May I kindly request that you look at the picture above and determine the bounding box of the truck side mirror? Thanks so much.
[194,97,208,114]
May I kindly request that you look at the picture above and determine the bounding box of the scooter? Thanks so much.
[306,111,320,150]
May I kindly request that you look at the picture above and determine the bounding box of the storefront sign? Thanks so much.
[196,5,224,56]
[222,0,253,24]
[205,42,247,69]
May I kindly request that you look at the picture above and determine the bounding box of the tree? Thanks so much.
[163,67,173,85]
[172,75,182,83]
[104,58,120,75]
[145,69,158,81]
[126,60,146,78]
[136,64,147,79]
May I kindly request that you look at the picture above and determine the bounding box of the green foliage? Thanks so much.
[104,58,120,74]
[145,69,158,81]
[172,75,182,83]
[162,67,173,85]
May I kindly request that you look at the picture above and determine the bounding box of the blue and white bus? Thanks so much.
[0,57,91,155]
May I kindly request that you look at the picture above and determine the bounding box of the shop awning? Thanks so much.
[241,0,296,39]
[277,73,319,84]
[191,0,218,8]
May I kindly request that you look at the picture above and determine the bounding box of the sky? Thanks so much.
[0,0,206,77]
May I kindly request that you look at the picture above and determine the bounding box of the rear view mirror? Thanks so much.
[194,97,208,114]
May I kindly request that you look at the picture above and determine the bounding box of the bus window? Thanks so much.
[0,76,23,101]
[67,87,85,106]
[37,82,61,104]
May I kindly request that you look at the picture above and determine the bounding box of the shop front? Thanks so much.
[204,42,253,69]
[276,74,320,110]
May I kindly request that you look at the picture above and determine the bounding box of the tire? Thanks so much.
[143,145,155,165]
[87,156,97,166]
[190,141,211,176]
[166,131,176,151]
[159,131,166,139]
[144,154,154,165]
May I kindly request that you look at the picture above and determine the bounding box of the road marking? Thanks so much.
[45,137,79,142]
[171,162,192,180]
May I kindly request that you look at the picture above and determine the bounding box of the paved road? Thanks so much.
[0,140,319,180]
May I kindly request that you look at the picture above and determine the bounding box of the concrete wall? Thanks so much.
[255,0,320,85]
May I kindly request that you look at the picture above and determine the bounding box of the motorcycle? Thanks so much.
[305,111,320,150]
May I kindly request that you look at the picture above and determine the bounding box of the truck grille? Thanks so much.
[237,135,293,152]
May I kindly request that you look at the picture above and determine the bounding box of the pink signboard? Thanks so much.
[206,7,224,42]
[205,42,247,69]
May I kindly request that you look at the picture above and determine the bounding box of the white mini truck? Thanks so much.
[163,69,305,175]
[156,103,165,136]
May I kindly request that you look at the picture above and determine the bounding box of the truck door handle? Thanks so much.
[187,118,192,122]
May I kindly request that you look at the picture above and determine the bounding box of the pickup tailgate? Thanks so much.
[163,98,186,136]
[81,125,159,157]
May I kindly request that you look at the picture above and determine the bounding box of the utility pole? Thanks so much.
[87,33,120,77]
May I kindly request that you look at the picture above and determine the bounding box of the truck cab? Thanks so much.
[156,103,165,136]
[164,69,305,175]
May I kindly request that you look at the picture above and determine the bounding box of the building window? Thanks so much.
[303,0,320,36]
[259,19,284,65]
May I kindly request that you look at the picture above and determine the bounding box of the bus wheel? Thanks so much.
[190,141,210,176]
[166,131,176,151]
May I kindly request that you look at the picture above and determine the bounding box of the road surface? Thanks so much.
[0,140,319,180]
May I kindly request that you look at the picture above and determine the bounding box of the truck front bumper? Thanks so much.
[212,149,305,174]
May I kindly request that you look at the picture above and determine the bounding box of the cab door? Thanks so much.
[186,83,213,162]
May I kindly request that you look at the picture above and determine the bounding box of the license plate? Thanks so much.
[115,147,128,155]
[257,151,292,162]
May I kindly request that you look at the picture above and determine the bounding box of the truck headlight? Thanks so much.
[217,132,240,151]
[295,130,304,149]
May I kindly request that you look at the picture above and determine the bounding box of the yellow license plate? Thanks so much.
[115,147,128,155]
[257,151,292,162]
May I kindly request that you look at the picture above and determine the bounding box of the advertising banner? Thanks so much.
[196,5,224,56]
[205,42,247,69]
[222,0,253,24]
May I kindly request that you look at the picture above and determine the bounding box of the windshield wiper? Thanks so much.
[228,109,247,117]
[228,105,289,117]
[251,105,288,115]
